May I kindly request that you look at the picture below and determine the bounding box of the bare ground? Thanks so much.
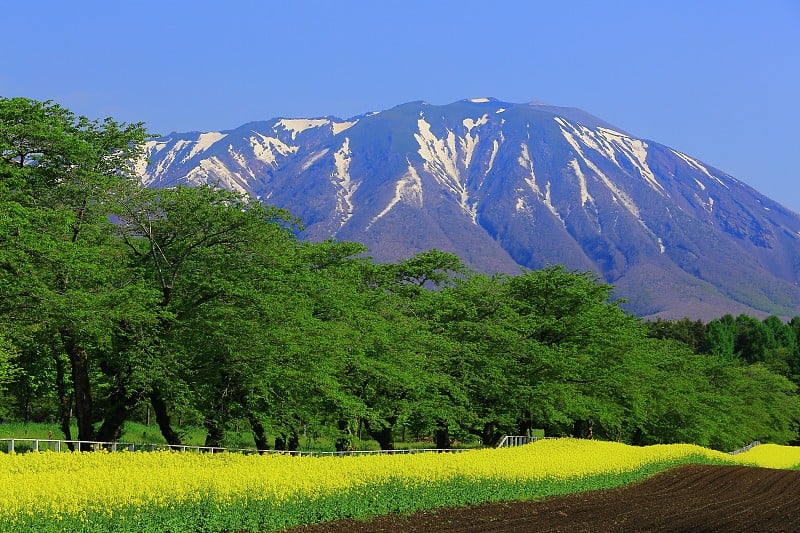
[285,464,800,532]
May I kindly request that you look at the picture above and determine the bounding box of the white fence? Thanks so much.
[728,441,761,455]
[3,436,759,455]
[0,438,472,456]
[496,435,554,448]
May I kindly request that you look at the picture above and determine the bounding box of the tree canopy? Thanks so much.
[1,96,798,452]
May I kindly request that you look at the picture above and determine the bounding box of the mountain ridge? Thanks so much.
[138,98,800,320]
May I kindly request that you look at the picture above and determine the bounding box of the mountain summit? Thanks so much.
[139,99,800,319]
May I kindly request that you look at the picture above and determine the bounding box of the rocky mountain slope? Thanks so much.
[138,98,800,319]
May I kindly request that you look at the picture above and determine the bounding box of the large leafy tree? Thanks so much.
[114,184,303,446]
[0,97,155,447]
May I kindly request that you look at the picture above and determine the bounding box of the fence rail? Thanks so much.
[496,435,554,448]
[0,438,472,456]
[729,441,761,455]
[2,436,761,455]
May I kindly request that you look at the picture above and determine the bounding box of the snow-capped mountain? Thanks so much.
[139,98,800,319]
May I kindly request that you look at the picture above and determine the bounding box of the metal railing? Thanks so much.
[3,436,761,455]
[0,438,230,454]
[729,441,761,455]
[496,435,553,448]
[0,438,473,456]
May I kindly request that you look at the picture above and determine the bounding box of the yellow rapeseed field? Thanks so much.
[0,438,797,528]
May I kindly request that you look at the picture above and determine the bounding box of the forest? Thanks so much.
[1,96,799,453]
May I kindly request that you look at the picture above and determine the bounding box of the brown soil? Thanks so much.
[285,464,800,532]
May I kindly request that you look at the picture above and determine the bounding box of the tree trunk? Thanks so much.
[632,427,644,446]
[53,351,75,451]
[204,419,225,448]
[367,416,396,450]
[95,405,127,443]
[434,419,451,449]
[335,419,353,452]
[150,389,182,445]
[480,422,501,446]
[247,413,269,452]
[288,432,299,451]
[96,382,140,443]
[275,432,299,451]
[60,328,94,450]
[516,416,532,437]
[572,419,591,438]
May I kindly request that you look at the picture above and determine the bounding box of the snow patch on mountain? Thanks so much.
[596,127,665,195]
[332,120,358,135]
[369,162,424,228]
[415,118,476,223]
[486,139,500,176]
[705,196,715,213]
[332,138,358,227]
[186,132,227,161]
[275,118,330,140]
[249,133,298,167]
[185,157,249,193]
[559,119,665,251]
[545,181,565,227]
[463,115,488,131]
[460,114,488,169]
[670,149,728,189]
[569,159,594,207]
[141,139,189,184]
[518,143,541,196]
[518,143,561,223]
[227,145,254,178]
[300,149,330,171]
[135,141,163,178]
[555,118,665,195]
[557,119,642,219]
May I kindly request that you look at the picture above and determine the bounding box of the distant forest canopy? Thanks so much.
[1,96,798,452]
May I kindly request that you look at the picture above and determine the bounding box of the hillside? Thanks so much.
[139,98,800,319]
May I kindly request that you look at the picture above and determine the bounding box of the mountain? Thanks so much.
[138,98,800,320]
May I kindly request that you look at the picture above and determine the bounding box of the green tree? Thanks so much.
[0,97,154,448]
[646,317,707,352]
[702,314,737,359]
[734,314,773,364]
[115,184,302,446]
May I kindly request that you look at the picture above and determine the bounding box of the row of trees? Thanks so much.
[647,315,800,374]
[1,97,798,452]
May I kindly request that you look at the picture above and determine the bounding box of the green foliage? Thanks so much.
[2,96,799,452]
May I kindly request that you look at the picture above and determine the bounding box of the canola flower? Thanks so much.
[734,442,800,469]
[0,439,797,532]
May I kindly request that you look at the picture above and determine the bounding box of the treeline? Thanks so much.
[1,97,799,452]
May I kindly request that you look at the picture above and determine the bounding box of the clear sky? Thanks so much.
[3,1,799,212]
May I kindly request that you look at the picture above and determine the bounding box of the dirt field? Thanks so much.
[286,464,800,532]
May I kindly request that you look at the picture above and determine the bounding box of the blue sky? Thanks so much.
[3,1,799,212]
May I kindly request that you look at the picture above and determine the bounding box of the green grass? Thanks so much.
[0,421,254,448]
[0,421,456,452]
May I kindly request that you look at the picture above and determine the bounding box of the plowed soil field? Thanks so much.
[287,464,800,532]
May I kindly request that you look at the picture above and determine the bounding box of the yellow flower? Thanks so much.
[0,439,796,522]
